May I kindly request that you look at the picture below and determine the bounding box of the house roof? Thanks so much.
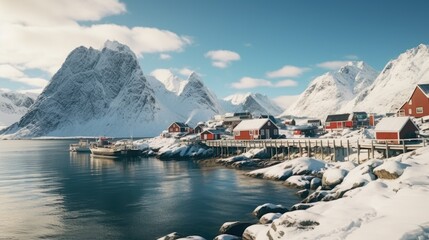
[201,129,224,134]
[171,122,189,128]
[375,117,417,132]
[418,84,429,97]
[325,113,350,122]
[233,119,275,131]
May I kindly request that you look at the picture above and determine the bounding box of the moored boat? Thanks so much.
[89,139,141,158]
[69,139,91,153]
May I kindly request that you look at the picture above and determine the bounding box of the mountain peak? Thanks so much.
[103,40,136,57]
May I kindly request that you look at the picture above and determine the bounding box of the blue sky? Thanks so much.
[0,0,428,102]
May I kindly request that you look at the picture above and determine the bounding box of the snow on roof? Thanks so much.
[233,119,272,131]
[375,117,416,132]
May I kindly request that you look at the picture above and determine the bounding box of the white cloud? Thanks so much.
[0,0,126,26]
[272,95,300,110]
[205,50,240,68]
[18,88,44,95]
[178,68,194,77]
[317,61,350,70]
[266,65,309,78]
[231,77,298,89]
[0,0,192,88]
[0,64,26,79]
[0,64,49,88]
[232,77,272,89]
[160,53,172,60]
[276,79,298,87]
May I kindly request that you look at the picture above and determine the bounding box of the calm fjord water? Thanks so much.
[0,140,299,239]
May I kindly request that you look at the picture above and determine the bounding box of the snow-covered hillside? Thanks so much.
[149,68,187,95]
[0,41,228,138]
[1,40,164,137]
[282,61,378,118]
[348,44,429,114]
[0,90,36,129]
[222,93,283,116]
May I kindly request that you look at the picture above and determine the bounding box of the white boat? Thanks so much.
[89,139,141,158]
[69,139,91,153]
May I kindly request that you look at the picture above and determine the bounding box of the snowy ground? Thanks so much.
[241,147,429,239]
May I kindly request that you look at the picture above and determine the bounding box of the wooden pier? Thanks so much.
[196,138,427,162]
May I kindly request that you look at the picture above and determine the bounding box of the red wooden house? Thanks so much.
[168,122,192,133]
[375,117,419,144]
[324,114,353,130]
[233,119,279,140]
[200,129,223,140]
[398,84,429,118]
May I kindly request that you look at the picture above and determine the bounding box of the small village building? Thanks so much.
[292,125,318,137]
[352,112,369,127]
[307,119,321,127]
[223,112,253,129]
[194,123,206,134]
[325,114,353,130]
[168,122,192,133]
[200,129,223,140]
[233,119,279,140]
[398,84,429,118]
[375,117,419,144]
[284,119,296,126]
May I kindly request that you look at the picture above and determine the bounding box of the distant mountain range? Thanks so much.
[282,44,429,119]
[1,42,429,138]
[0,41,282,138]
[0,90,36,130]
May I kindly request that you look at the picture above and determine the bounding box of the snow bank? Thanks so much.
[247,157,326,180]
[259,146,429,239]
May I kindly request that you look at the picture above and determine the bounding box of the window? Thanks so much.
[274,129,278,135]
[261,129,265,135]
[267,121,271,126]
[409,99,412,105]
[408,109,412,115]
[235,131,240,136]
[416,107,424,114]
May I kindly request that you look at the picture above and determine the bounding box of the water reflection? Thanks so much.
[0,140,300,239]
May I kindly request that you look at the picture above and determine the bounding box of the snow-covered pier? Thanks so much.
[200,138,428,162]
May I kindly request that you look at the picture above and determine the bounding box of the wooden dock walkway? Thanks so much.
[195,138,428,162]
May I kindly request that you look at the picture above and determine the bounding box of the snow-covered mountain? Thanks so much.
[0,90,36,129]
[1,41,164,137]
[346,44,429,114]
[147,71,223,125]
[0,41,226,138]
[222,92,283,116]
[149,68,187,95]
[282,61,378,118]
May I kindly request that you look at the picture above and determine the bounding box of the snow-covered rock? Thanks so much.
[259,212,282,224]
[253,203,288,219]
[322,168,348,190]
[222,92,283,116]
[310,177,321,190]
[247,157,326,180]
[373,160,409,179]
[284,175,311,189]
[218,221,253,237]
[259,146,429,239]
[0,89,35,129]
[242,224,269,240]
[282,61,378,118]
[213,234,240,240]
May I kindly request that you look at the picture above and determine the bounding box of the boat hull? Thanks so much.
[90,147,141,158]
